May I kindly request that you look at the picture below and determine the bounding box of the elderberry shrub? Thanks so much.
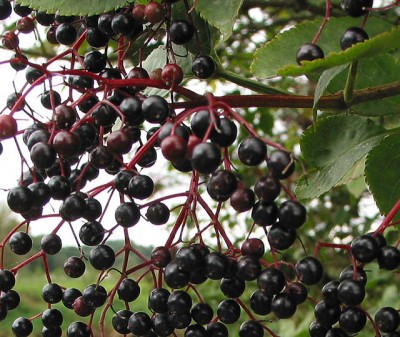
[0,2,396,337]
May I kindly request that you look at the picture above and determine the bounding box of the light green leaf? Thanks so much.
[251,17,394,78]
[296,115,386,200]
[195,0,243,40]
[280,25,400,76]
[15,0,127,15]
[365,132,400,218]
[313,65,348,109]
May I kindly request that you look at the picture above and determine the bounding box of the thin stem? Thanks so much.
[216,67,290,95]
[343,61,358,107]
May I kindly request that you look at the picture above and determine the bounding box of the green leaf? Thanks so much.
[251,17,394,78]
[313,65,348,109]
[195,0,243,40]
[296,115,386,200]
[15,0,127,15]
[324,54,400,116]
[365,132,400,218]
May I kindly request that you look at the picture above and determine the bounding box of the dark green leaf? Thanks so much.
[296,115,386,200]
[15,0,127,15]
[365,132,400,218]
[195,0,243,40]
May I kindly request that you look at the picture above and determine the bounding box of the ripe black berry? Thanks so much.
[169,20,195,45]
[296,43,324,64]
[375,307,400,333]
[238,136,267,166]
[295,256,323,285]
[89,244,115,270]
[340,27,369,50]
[271,292,297,319]
[192,55,216,79]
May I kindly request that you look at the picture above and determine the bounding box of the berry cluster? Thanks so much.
[0,1,398,337]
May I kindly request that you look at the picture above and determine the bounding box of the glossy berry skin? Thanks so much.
[340,27,369,50]
[12,317,33,337]
[0,269,15,292]
[9,232,32,255]
[271,293,297,319]
[112,310,132,334]
[191,303,213,325]
[217,299,241,324]
[67,322,91,337]
[128,312,152,335]
[164,261,190,288]
[230,187,255,212]
[257,268,286,296]
[115,202,140,227]
[250,290,272,315]
[251,200,278,226]
[339,306,366,334]
[375,307,400,333]
[207,169,237,201]
[378,246,400,270]
[309,321,329,337]
[322,280,340,306]
[285,282,308,304]
[254,175,281,201]
[236,255,261,281]
[146,202,170,225]
[151,246,172,268]
[267,224,297,250]
[0,0,11,20]
[204,252,229,280]
[169,20,195,45]
[141,95,170,124]
[89,244,115,270]
[351,234,379,263]
[111,13,135,36]
[42,308,63,328]
[41,234,62,255]
[296,43,324,64]
[241,238,265,259]
[55,23,77,45]
[84,51,107,73]
[82,284,107,308]
[7,186,33,214]
[341,0,373,17]
[314,300,341,327]
[339,265,367,286]
[337,279,365,306]
[278,200,306,229]
[207,322,229,337]
[148,287,170,313]
[239,320,264,337]
[42,283,63,304]
[238,137,267,166]
[64,256,85,278]
[128,174,154,199]
[295,256,323,285]
[267,150,295,179]
[117,278,140,302]
[191,142,221,174]
[192,55,216,79]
